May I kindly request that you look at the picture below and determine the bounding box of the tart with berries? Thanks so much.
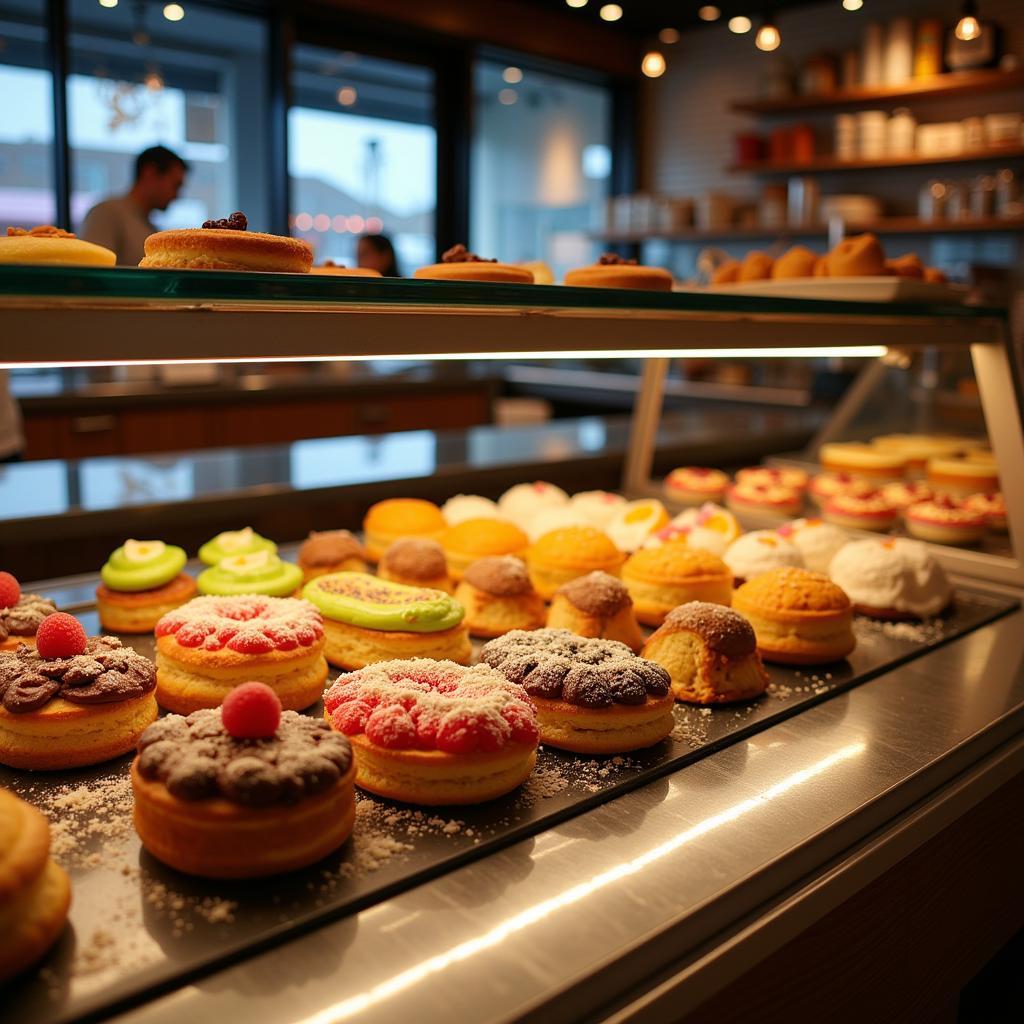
[905,497,987,546]
[0,573,58,652]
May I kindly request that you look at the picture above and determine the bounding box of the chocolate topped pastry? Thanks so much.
[546,571,643,653]
[0,636,156,713]
[380,537,448,581]
[0,594,58,646]
[442,243,496,264]
[557,571,632,618]
[202,211,247,231]
[463,556,532,597]
[136,709,352,806]
[659,602,757,658]
[298,530,367,568]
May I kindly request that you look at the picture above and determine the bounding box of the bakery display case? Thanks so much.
[1,267,1023,1024]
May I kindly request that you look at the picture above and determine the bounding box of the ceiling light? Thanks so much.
[566,0,588,8]
[502,66,523,84]
[955,1,981,41]
[98,0,119,9]
[755,19,781,51]
[498,88,518,105]
[599,4,623,22]
[162,3,184,22]
[842,0,863,9]
[728,16,752,34]
[698,5,721,20]
[658,28,680,44]
[641,51,666,77]
[336,86,357,106]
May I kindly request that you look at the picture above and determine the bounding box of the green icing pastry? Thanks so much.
[100,540,187,592]
[198,528,277,567]
[303,572,464,633]
[197,552,302,597]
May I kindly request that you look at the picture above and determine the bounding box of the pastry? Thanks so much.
[363,498,446,562]
[453,556,546,637]
[325,659,538,803]
[823,491,899,532]
[527,526,625,601]
[964,492,1006,532]
[733,567,856,665]
[881,480,934,511]
[0,619,158,769]
[0,574,57,652]
[482,629,673,754]
[726,479,803,519]
[819,442,907,482]
[154,595,327,714]
[927,454,999,498]
[809,472,877,506]
[497,481,569,532]
[311,261,381,277]
[567,490,627,529]
[197,550,303,597]
[923,266,947,283]
[525,505,589,544]
[871,434,972,476]
[0,224,114,266]
[139,212,312,272]
[644,504,742,556]
[711,259,741,285]
[379,537,453,593]
[905,497,987,546]
[886,252,924,279]
[771,245,818,279]
[735,466,808,492]
[813,255,829,276]
[828,538,952,619]
[297,530,368,581]
[776,518,849,574]
[664,467,729,506]
[96,539,197,633]
[198,527,277,567]
[414,244,534,283]
[302,573,470,670]
[606,498,670,553]
[563,253,673,291]
[642,602,769,704]
[132,685,355,878]
[440,518,529,581]
[723,530,803,584]
[738,251,774,281]
[546,571,643,653]
[441,494,501,526]
[0,788,70,982]
[621,545,733,626]
[826,232,886,277]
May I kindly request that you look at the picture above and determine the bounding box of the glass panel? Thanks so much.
[289,43,436,276]
[67,0,269,263]
[471,59,611,281]
[0,0,55,227]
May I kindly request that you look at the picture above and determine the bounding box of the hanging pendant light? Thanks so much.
[955,1,982,41]
[755,16,781,51]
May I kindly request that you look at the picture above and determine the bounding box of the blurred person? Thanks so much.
[82,146,189,265]
[0,371,24,462]
[357,234,400,277]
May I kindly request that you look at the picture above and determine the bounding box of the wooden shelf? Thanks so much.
[732,68,1024,115]
[729,146,1024,175]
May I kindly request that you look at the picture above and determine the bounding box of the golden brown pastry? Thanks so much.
[622,545,733,627]
[886,252,924,279]
[771,245,818,279]
[414,244,533,283]
[711,259,742,285]
[546,571,644,653]
[826,232,886,277]
[379,537,453,593]
[527,526,625,601]
[738,250,774,281]
[297,530,369,581]
[564,253,673,291]
[454,556,546,637]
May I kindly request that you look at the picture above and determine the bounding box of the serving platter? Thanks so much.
[703,276,969,304]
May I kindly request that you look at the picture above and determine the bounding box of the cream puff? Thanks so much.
[0,573,57,652]
[723,530,803,585]
[527,526,626,601]
[606,498,670,553]
[379,537,453,593]
[454,556,546,638]
[567,490,627,529]
[621,545,733,627]
[440,518,529,581]
[905,498,987,546]
[414,244,534,283]
[546,571,644,653]
[664,467,729,506]
[96,539,197,634]
[297,530,369,581]
[563,253,673,291]
[362,498,446,562]
[198,527,277,567]
[197,550,303,597]
[441,494,501,526]
[776,518,849,574]
[823,492,899,532]
[497,481,569,532]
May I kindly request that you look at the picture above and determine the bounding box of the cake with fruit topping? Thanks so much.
[96,539,197,633]
[0,573,58,652]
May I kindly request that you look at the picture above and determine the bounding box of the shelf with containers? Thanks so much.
[1,269,1023,1024]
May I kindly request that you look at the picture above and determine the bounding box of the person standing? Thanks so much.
[357,234,400,277]
[81,146,189,266]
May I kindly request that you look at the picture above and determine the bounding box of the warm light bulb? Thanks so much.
[756,22,781,51]
[698,5,721,20]
[600,4,623,21]
[955,15,981,40]
[98,0,118,8]
[566,0,588,7]
[336,86,357,106]
[162,3,184,21]
[842,0,863,10]
[641,51,667,78]
[498,88,518,105]
[502,66,523,84]
[658,27,680,44]
[728,16,752,34]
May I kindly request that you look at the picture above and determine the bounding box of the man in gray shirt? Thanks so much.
[81,146,189,266]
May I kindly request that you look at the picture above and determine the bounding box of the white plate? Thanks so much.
[704,276,968,304]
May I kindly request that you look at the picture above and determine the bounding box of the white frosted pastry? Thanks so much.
[642,504,740,556]
[442,494,501,526]
[777,518,850,574]
[724,530,803,583]
[606,499,669,553]
[526,505,589,543]
[497,481,569,530]
[568,490,627,529]
[828,538,951,619]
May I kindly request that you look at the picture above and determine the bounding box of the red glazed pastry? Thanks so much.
[905,497,987,546]
[664,467,729,506]
[726,480,803,519]
[823,492,899,532]
[735,466,809,493]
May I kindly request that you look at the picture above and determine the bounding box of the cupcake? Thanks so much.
[379,538,453,593]
[527,526,625,601]
[96,539,197,634]
[497,481,569,532]
[363,498,446,562]
[440,518,529,581]
[776,518,850,575]
[297,530,368,581]
[454,556,546,637]
[546,571,643,653]
[723,531,803,585]
[0,573,58,652]
[606,498,670,553]
[441,494,501,526]
[664,467,729,506]
[621,545,733,627]
[198,527,277,567]
[196,551,303,597]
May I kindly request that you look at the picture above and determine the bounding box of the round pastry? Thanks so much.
[324,659,539,803]
[826,232,886,277]
[154,596,327,713]
[905,497,987,546]
[0,224,114,266]
[643,504,742,556]
[733,568,856,665]
[809,472,877,507]
[881,480,934,511]
[440,518,529,581]
[297,530,368,581]
[414,244,533,283]
[828,538,952,619]
[723,530,803,585]
[0,575,57,652]
[872,434,970,475]
[664,467,729,506]
[964,492,1006,532]
[735,466,809,492]
[96,539,196,633]
[885,252,924,279]
[776,518,849,574]
[363,498,446,562]
[567,490,627,529]
[621,545,733,627]
[197,550,303,597]
[819,442,907,482]
[927,454,999,498]
[563,253,673,291]
[0,788,71,983]
[771,245,818,279]
[642,602,769,704]
[441,494,501,526]
[482,629,673,754]
[310,262,381,277]
[738,251,774,281]
[132,694,355,878]
[139,212,312,273]
[379,537,453,593]
[546,571,643,653]
[711,259,741,285]
[198,527,277,567]
[527,526,626,601]
[453,556,546,638]
[813,254,830,276]
[606,498,670,553]
[823,491,898,532]
[497,481,569,532]
[0,628,158,770]
[525,505,589,544]
[726,480,803,520]
[302,573,470,670]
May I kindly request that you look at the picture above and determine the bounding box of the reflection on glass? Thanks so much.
[0,460,68,517]
[291,432,437,489]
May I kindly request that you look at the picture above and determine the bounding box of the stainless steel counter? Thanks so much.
[110,588,1024,1024]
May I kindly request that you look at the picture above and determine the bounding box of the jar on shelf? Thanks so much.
[970,176,996,219]
[835,114,857,161]
[919,179,949,221]
[887,108,917,156]
[857,110,888,159]
[914,19,943,77]
[759,184,788,227]
[995,169,1022,218]
[791,123,816,164]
